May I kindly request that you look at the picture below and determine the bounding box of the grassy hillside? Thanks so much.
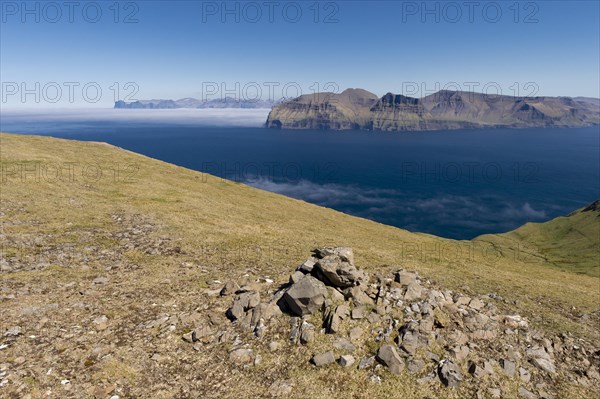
[1,132,598,398]
[476,201,600,277]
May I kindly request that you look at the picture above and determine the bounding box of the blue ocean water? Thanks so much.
[2,115,598,239]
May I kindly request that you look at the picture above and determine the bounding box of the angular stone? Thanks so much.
[227,291,261,321]
[500,358,516,377]
[283,276,328,316]
[333,337,355,352]
[346,286,374,306]
[327,287,345,303]
[526,347,556,374]
[339,355,355,367]
[395,270,417,286]
[358,356,376,369]
[314,247,354,265]
[519,367,531,383]
[404,282,423,302]
[468,298,485,311]
[454,295,471,307]
[299,322,315,345]
[289,271,305,284]
[311,351,335,367]
[315,256,366,288]
[530,357,556,374]
[351,305,367,320]
[298,257,317,274]
[438,360,462,387]
[451,345,470,362]
[377,344,405,374]
[398,321,420,356]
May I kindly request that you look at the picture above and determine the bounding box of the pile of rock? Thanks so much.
[216,247,600,397]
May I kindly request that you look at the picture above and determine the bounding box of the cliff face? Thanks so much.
[266,89,600,131]
[266,89,379,130]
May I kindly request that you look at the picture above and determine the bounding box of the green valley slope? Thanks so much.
[476,201,600,277]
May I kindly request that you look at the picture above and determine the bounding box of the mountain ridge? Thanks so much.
[266,89,600,131]
[115,97,277,109]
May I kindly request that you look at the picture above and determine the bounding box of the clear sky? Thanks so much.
[1,0,599,107]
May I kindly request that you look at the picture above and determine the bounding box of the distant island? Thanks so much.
[266,89,600,131]
[115,97,277,109]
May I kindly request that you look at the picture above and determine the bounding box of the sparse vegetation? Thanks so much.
[0,132,598,398]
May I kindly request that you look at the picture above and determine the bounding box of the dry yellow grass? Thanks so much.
[1,132,598,398]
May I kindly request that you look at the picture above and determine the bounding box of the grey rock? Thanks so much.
[398,321,420,356]
[500,358,516,377]
[451,345,470,362]
[519,367,531,383]
[227,291,261,320]
[298,257,317,273]
[327,286,345,303]
[182,331,196,343]
[377,344,405,374]
[438,360,462,387]
[289,271,306,284]
[487,388,502,398]
[468,298,485,310]
[311,351,335,367]
[333,337,355,352]
[346,286,374,306]
[358,356,376,369]
[314,255,366,288]
[526,347,556,374]
[530,357,556,374]
[404,281,423,302]
[283,276,328,316]
[454,295,471,307]
[351,305,367,319]
[314,247,354,265]
[339,355,355,367]
[395,270,417,286]
[300,322,315,345]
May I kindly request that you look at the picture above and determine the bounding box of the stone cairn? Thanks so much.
[185,247,599,398]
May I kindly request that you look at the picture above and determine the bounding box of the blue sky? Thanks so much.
[1,0,599,107]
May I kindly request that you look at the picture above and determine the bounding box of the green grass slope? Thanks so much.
[476,201,600,277]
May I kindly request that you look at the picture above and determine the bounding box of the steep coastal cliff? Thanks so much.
[266,89,600,131]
